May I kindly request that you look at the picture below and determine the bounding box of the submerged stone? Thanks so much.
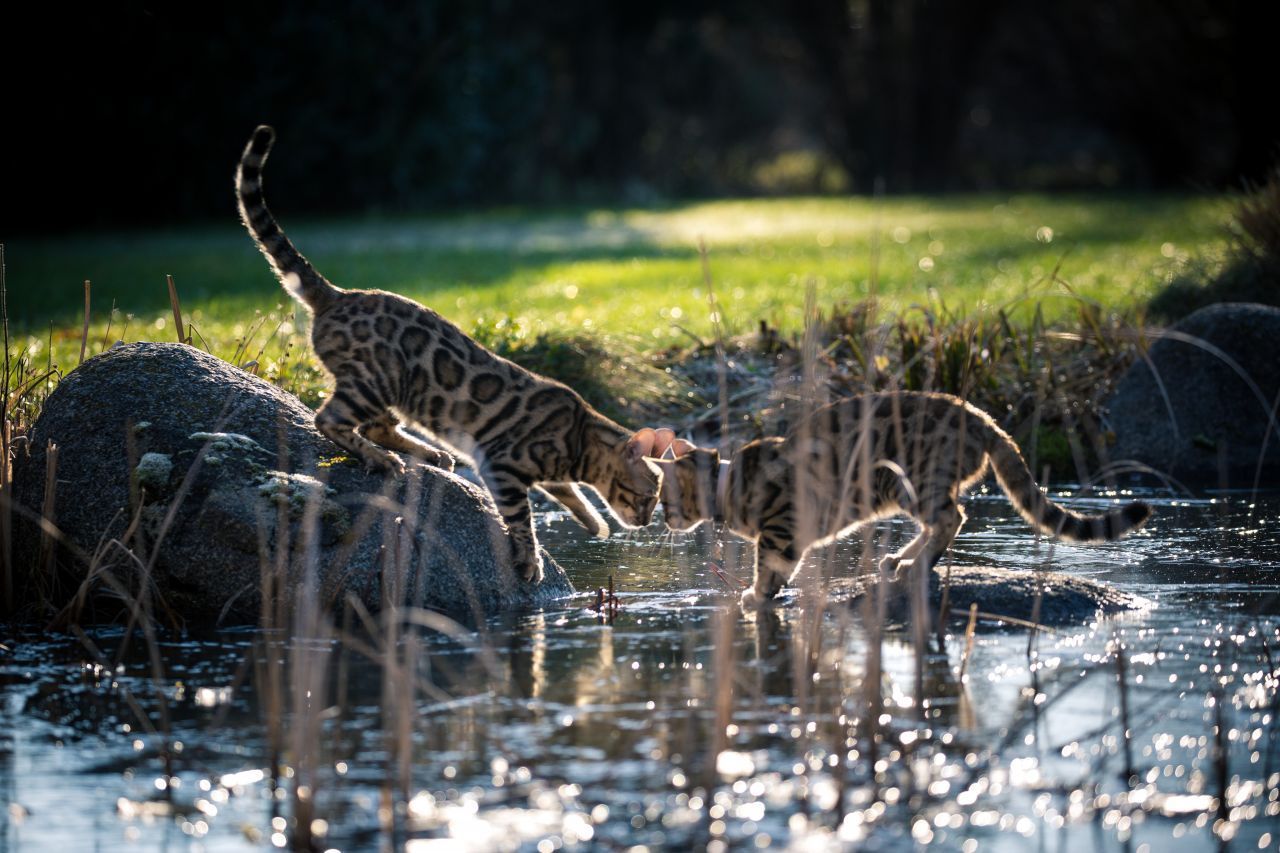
[834,563,1148,628]
[10,342,573,623]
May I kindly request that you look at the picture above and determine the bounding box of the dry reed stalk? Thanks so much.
[248,316,290,377]
[1213,687,1229,828]
[79,280,91,365]
[287,479,333,852]
[1,244,10,611]
[697,239,730,447]
[789,282,830,714]
[935,561,952,648]
[1114,637,1135,787]
[0,244,8,400]
[910,543,929,724]
[392,469,430,808]
[958,603,978,682]
[133,574,176,793]
[1026,570,1045,658]
[374,473,414,842]
[703,601,737,803]
[952,608,1055,633]
[38,441,59,585]
[100,301,117,354]
[1,419,10,613]
[259,422,292,815]
[166,275,186,344]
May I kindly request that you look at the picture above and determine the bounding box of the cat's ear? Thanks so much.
[626,428,659,462]
[670,438,696,457]
[644,457,672,472]
[627,427,680,461]
[652,428,677,458]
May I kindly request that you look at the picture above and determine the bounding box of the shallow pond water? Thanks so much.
[2,487,1278,852]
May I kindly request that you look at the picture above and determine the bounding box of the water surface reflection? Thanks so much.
[1,488,1277,850]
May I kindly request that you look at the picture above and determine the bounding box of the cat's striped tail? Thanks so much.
[236,125,339,312]
[986,424,1151,542]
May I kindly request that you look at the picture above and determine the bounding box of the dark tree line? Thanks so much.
[3,0,1276,233]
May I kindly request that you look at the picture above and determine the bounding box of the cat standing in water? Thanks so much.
[648,392,1150,607]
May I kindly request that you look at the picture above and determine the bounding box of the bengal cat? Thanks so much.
[648,392,1151,608]
[236,125,662,582]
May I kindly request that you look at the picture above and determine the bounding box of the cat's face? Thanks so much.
[606,432,664,528]
[601,458,661,528]
[652,447,720,531]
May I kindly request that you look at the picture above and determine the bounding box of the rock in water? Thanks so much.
[836,563,1148,628]
[10,342,573,622]
[1106,302,1280,485]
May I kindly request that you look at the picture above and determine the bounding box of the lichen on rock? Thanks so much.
[133,452,174,491]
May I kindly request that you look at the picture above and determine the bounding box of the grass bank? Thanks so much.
[0,192,1233,480]
[6,193,1227,375]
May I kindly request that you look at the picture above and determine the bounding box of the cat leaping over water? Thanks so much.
[236,125,663,583]
[646,392,1151,608]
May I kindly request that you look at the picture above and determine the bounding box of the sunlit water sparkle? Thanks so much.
[2,488,1277,851]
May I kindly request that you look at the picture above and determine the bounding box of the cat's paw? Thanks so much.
[513,550,545,584]
[878,555,902,578]
[368,453,406,477]
[740,587,773,610]
[521,557,545,584]
[419,449,455,472]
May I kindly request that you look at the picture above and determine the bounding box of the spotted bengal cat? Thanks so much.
[648,392,1151,608]
[236,125,662,582]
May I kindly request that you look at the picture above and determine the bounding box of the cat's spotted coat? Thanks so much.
[237,126,662,582]
[649,392,1151,607]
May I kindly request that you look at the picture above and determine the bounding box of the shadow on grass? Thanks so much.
[4,193,1225,330]
[3,210,698,326]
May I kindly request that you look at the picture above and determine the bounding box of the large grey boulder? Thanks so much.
[11,342,573,623]
[1106,303,1280,484]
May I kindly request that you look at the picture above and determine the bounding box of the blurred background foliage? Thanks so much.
[3,0,1276,233]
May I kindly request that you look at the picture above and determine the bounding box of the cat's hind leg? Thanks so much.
[479,463,544,583]
[740,539,800,610]
[360,413,454,471]
[906,502,966,575]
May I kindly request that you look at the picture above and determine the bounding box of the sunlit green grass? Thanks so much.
[4,193,1229,379]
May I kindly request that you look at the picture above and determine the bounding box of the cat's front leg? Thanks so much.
[740,541,799,609]
[537,482,609,539]
[480,467,544,583]
[878,530,928,578]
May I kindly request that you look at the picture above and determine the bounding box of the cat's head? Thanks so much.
[598,428,665,528]
[644,435,721,532]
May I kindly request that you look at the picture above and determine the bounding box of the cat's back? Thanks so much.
[795,391,996,456]
[796,390,962,430]
[311,287,497,369]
